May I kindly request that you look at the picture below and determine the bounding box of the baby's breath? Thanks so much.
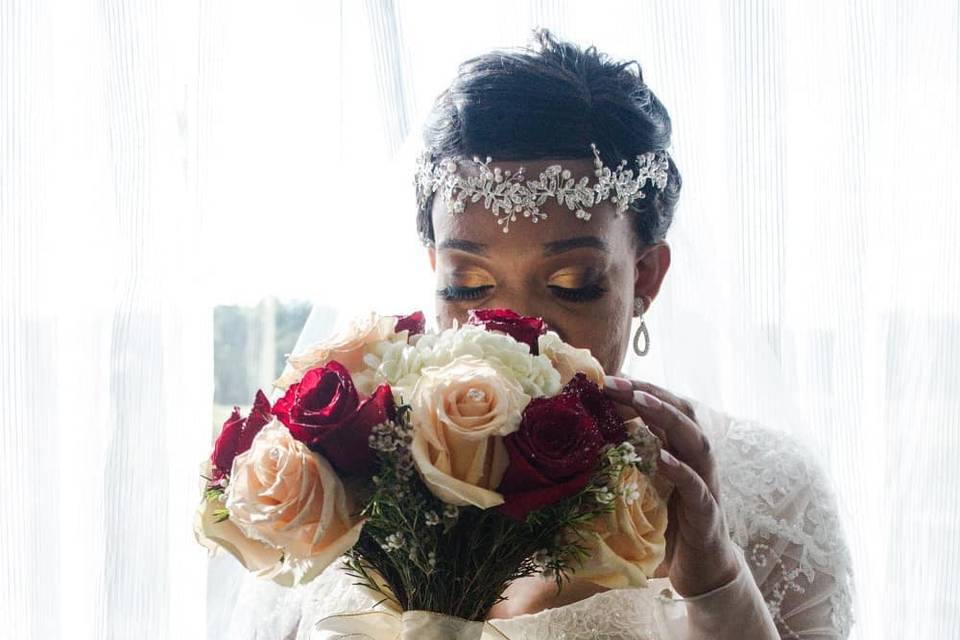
[345,402,645,622]
[382,532,405,552]
[530,548,559,576]
[623,481,642,505]
[618,441,643,465]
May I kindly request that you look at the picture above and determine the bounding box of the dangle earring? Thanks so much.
[632,297,650,357]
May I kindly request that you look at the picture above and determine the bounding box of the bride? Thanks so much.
[219,28,854,639]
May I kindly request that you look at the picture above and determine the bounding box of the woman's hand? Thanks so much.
[603,376,741,598]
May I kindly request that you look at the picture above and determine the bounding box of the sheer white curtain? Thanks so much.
[0,1,209,638]
[3,1,958,638]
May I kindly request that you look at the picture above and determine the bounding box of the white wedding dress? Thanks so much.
[216,395,854,639]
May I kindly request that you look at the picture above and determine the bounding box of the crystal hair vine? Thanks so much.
[414,142,670,234]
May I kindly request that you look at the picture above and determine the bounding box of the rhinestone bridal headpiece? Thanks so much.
[414,142,670,233]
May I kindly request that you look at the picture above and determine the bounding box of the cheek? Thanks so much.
[598,319,632,374]
[561,291,633,374]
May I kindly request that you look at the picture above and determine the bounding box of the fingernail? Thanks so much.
[633,389,662,409]
[660,448,679,467]
[603,375,632,392]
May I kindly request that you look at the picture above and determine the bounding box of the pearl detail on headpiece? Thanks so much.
[414,142,670,234]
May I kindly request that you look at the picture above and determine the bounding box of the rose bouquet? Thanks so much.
[195,309,670,628]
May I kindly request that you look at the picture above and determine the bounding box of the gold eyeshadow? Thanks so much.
[547,267,597,289]
[446,269,494,288]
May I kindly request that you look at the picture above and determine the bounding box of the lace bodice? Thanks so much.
[219,398,854,639]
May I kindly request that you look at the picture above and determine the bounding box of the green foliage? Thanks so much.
[343,407,633,622]
[204,484,230,523]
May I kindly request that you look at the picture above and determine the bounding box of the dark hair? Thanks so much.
[416,27,682,247]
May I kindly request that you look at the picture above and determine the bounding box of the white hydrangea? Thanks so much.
[355,324,562,400]
[432,325,563,397]
[351,337,423,397]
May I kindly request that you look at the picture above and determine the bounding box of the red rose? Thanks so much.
[497,393,606,521]
[271,361,395,475]
[467,308,548,354]
[394,310,426,336]
[211,389,272,481]
[562,373,627,444]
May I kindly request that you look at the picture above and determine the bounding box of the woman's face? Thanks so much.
[428,157,672,375]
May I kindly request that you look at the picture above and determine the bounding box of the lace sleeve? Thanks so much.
[714,416,855,639]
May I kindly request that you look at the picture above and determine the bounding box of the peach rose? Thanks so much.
[409,355,531,508]
[574,466,671,588]
[225,424,363,575]
[193,461,284,578]
[537,331,605,386]
[274,312,401,388]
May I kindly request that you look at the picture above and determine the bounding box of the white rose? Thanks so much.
[537,331,606,386]
[573,467,671,588]
[225,424,363,582]
[409,355,531,508]
[273,312,404,389]
[193,462,284,578]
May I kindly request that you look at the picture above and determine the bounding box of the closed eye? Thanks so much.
[548,283,607,302]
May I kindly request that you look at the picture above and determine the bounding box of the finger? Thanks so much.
[603,377,719,499]
[649,423,668,448]
[634,389,716,492]
[633,390,703,453]
[663,493,679,565]
[657,449,721,536]
[605,376,697,422]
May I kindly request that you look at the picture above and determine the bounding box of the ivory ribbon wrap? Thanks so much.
[312,610,510,640]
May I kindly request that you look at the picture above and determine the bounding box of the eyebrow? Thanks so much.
[438,236,609,257]
[437,238,488,255]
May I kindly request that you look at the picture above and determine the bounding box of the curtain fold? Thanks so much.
[2,1,957,638]
[1,0,210,638]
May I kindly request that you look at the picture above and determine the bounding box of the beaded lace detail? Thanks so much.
[712,415,855,638]
[222,403,854,639]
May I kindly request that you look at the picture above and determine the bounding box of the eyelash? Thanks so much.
[548,283,607,302]
[436,285,493,301]
[437,284,607,303]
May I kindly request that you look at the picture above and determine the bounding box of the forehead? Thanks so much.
[430,157,636,252]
